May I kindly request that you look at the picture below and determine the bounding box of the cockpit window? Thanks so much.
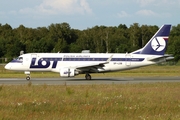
[19,57,23,61]
[16,57,23,61]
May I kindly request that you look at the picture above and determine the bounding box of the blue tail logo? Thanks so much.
[132,24,171,55]
[151,37,167,52]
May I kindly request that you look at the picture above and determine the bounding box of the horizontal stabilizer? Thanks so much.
[147,54,174,61]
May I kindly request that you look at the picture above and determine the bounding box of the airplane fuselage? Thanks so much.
[5,53,162,73]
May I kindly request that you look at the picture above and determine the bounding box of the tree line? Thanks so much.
[0,22,180,63]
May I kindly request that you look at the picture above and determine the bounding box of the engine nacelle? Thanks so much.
[60,68,78,77]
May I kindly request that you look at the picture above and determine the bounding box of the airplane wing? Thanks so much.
[76,55,113,68]
[74,55,113,72]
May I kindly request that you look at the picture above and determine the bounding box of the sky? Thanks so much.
[0,0,180,30]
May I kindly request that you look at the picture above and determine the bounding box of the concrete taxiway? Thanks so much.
[0,77,180,85]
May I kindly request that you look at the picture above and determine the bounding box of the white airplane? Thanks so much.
[5,24,173,80]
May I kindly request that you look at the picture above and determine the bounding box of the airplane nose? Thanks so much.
[4,63,11,70]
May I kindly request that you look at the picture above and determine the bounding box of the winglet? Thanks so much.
[100,54,113,65]
[107,55,113,63]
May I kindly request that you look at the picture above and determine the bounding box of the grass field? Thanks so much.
[0,65,180,119]
[0,83,180,120]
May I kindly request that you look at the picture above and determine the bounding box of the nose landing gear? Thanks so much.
[25,71,31,80]
[26,76,31,80]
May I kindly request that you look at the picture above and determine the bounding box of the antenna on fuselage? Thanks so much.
[81,50,90,53]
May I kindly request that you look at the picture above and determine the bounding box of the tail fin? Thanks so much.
[132,24,171,55]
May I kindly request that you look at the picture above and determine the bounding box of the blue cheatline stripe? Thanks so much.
[63,58,144,62]
[40,58,62,61]
[10,57,145,63]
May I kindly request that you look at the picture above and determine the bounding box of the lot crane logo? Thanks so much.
[151,37,166,52]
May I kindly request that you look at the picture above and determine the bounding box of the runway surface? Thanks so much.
[0,76,180,85]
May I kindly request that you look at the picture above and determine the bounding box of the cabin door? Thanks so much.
[125,54,131,66]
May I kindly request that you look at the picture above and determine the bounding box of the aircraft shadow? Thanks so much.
[64,78,131,81]
[30,77,132,81]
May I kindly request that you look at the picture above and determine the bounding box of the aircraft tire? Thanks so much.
[85,74,91,80]
[26,76,31,81]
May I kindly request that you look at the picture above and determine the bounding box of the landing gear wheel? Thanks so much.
[85,74,91,80]
[24,71,31,81]
[26,76,31,81]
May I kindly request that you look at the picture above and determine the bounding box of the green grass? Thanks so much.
[0,65,180,119]
[0,83,180,120]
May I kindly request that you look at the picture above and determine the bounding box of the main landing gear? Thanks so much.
[24,71,31,81]
[85,73,91,80]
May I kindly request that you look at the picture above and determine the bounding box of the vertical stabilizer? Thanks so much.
[132,24,171,55]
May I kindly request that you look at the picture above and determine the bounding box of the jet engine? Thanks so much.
[60,68,79,77]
